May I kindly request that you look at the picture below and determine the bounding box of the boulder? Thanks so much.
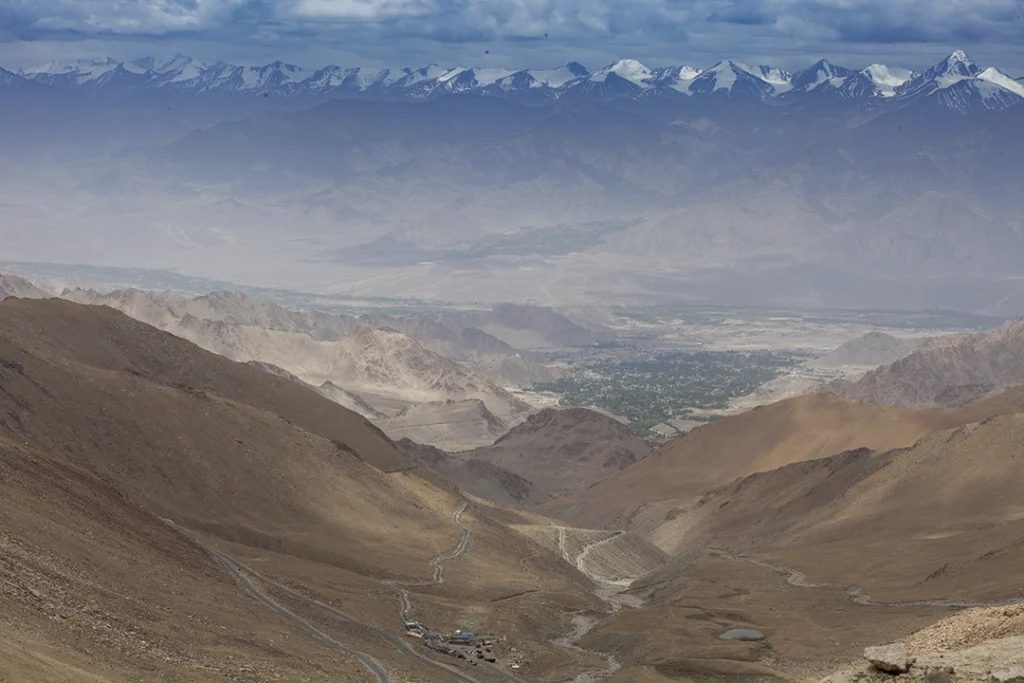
[992,668,1024,683]
[865,643,914,674]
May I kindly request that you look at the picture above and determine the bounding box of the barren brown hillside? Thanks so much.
[535,401,1024,682]
[431,407,654,506]
[0,437,375,682]
[0,298,600,682]
[839,317,1024,407]
[639,414,1024,600]
[540,391,1019,538]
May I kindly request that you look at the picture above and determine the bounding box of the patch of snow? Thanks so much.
[699,61,738,92]
[241,67,260,88]
[936,73,971,89]
[168,63,207,83]
[862,64,913,96]
[471,68,514,86]
[403,65,449,86]
[524,62,590,88]
[975,79,1018,103]
[154,54,194,73]
[437,67,469,83]
[755,65,791,86]
[977,67,1024,97]
[677,65,702,80]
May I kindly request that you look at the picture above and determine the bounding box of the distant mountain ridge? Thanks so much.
[11,50,1023,112]
[0,273,49,300]
[838,317,1024,408]
[815,332,926,369]
[59,287,540,449]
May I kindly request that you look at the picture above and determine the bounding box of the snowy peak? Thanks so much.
[945,49,978,74]
[790,59,854,91]
[495,62,590,91]
[8,51,1021,111]
[0,67,27,89]
[899,50,982,98]
[892,51,1023,111]
[591,59,654,87]
[686,60,780,98]
[934,78,1023,112]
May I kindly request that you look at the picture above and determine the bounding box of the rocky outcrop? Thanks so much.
[865,643,914,673]
[821,635,1024,682]
[0,273,49,300]
[837,319,1024,408]
[816,331,925,369]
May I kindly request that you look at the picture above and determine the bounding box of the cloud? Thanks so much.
[5,0,250,34]
[0,0,1022,70]
[288,0,436,21]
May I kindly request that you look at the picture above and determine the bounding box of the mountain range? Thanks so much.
[58,287,562,449]
[4,51,1024,313]
[837,317,1024,408]
[10,50,1024,112]
[6,292,1024,681]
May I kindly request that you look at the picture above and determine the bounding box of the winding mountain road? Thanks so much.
[710,550,1024,609]
[191,500,529,683]
[186,516,481,683]
[389,501,471,622]
[204,546,392,683]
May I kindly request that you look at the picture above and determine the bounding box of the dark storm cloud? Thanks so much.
[0,0,1022,69]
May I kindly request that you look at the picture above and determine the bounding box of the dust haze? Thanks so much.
[3,51,1024,313]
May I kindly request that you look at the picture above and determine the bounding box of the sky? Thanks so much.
[1,0,1023,73]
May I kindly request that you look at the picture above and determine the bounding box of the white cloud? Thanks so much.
[0,0,1021,72]
[14,0,248,34]
[289,0,435,20]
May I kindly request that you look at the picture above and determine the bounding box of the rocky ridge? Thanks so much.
[838,318,1024,408]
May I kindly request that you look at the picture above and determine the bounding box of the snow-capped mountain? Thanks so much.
[684,60,784,98]
[515,62,591,88]
[897,49,980,99]
[789,59,854,92]
[13,51,1023,112]
[0,67,27,89]
[892,51,1024,111]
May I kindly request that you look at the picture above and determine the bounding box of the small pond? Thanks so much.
[719,628,765,641]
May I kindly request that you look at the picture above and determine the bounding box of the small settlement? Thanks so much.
[405,619,518,668]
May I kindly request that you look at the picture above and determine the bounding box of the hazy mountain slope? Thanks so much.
[815,331,926,368]
[392,407,651,506]
[542,390,1024,546]
[453,408,653,504]
[0,272,49,300]
[839,318,1024,407]
[170,316,530,422]
[0,298,600,680]
[246,360,385,420]
[0,298,407,473]
[0,438,372,683]
[6,61,1024,312]
[66,288,536,362]
[395,438,546,506]
[381,398,509,451]
[450,303,615,349]
[61,288,533,443]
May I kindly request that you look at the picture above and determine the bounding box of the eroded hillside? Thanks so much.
[0,298,601,683]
